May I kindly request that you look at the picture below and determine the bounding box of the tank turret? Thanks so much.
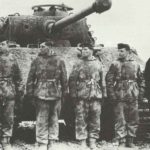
[46,0,112,31]
[0,0,111,46]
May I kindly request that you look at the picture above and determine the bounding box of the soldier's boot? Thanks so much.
[35,142,47,150]
[88,138,97,150]
[119,137,126,147]
[1,137,13,150]
[126,137,135,148]
[47,140,55,150]
[111,138,119,146]
[78,139,87,148]
[0,143,3,150]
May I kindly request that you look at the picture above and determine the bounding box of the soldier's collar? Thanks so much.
[126,54,135,61]
[118,55,135,62]
[82,56,96,61]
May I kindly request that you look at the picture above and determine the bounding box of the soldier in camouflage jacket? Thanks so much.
[106,43,145,148]
[0,41,23,150]
[26,42,67,150]
[69,43,106,149]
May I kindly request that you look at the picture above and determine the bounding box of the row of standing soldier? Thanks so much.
[0,41,145,150]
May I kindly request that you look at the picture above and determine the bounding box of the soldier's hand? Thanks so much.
[142,98,149,103]
[102,92,107,99]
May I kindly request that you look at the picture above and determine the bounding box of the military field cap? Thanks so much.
[77,42,94,51]
[81,42,94,49]
[93,44,104,52]
[118,43,130,51]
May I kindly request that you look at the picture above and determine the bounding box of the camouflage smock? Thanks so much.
[26,54,67,100]
[0,54,23,99]
[106,57,145,101]
[69,56,106,99]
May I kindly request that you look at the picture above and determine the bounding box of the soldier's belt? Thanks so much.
[80,79,98,85]
[0,77,12,82]
[39,79,56,82]
[118,79,136,83]
[47,79,56,82]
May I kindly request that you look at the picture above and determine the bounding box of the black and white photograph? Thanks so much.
[0,0,150,149]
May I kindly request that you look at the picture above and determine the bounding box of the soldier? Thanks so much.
[26,42,67,150]
[106,43,145,147]
[144,58,150,100]
[0,41,23,150]
[69,43,106,150]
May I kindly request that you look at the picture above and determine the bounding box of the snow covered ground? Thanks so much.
[12,139,150,150]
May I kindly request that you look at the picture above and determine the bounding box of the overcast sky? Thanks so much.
[0,0,150,61]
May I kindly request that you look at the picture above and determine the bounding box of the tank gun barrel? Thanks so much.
[0,17,5,33]
[44,0,112,34]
